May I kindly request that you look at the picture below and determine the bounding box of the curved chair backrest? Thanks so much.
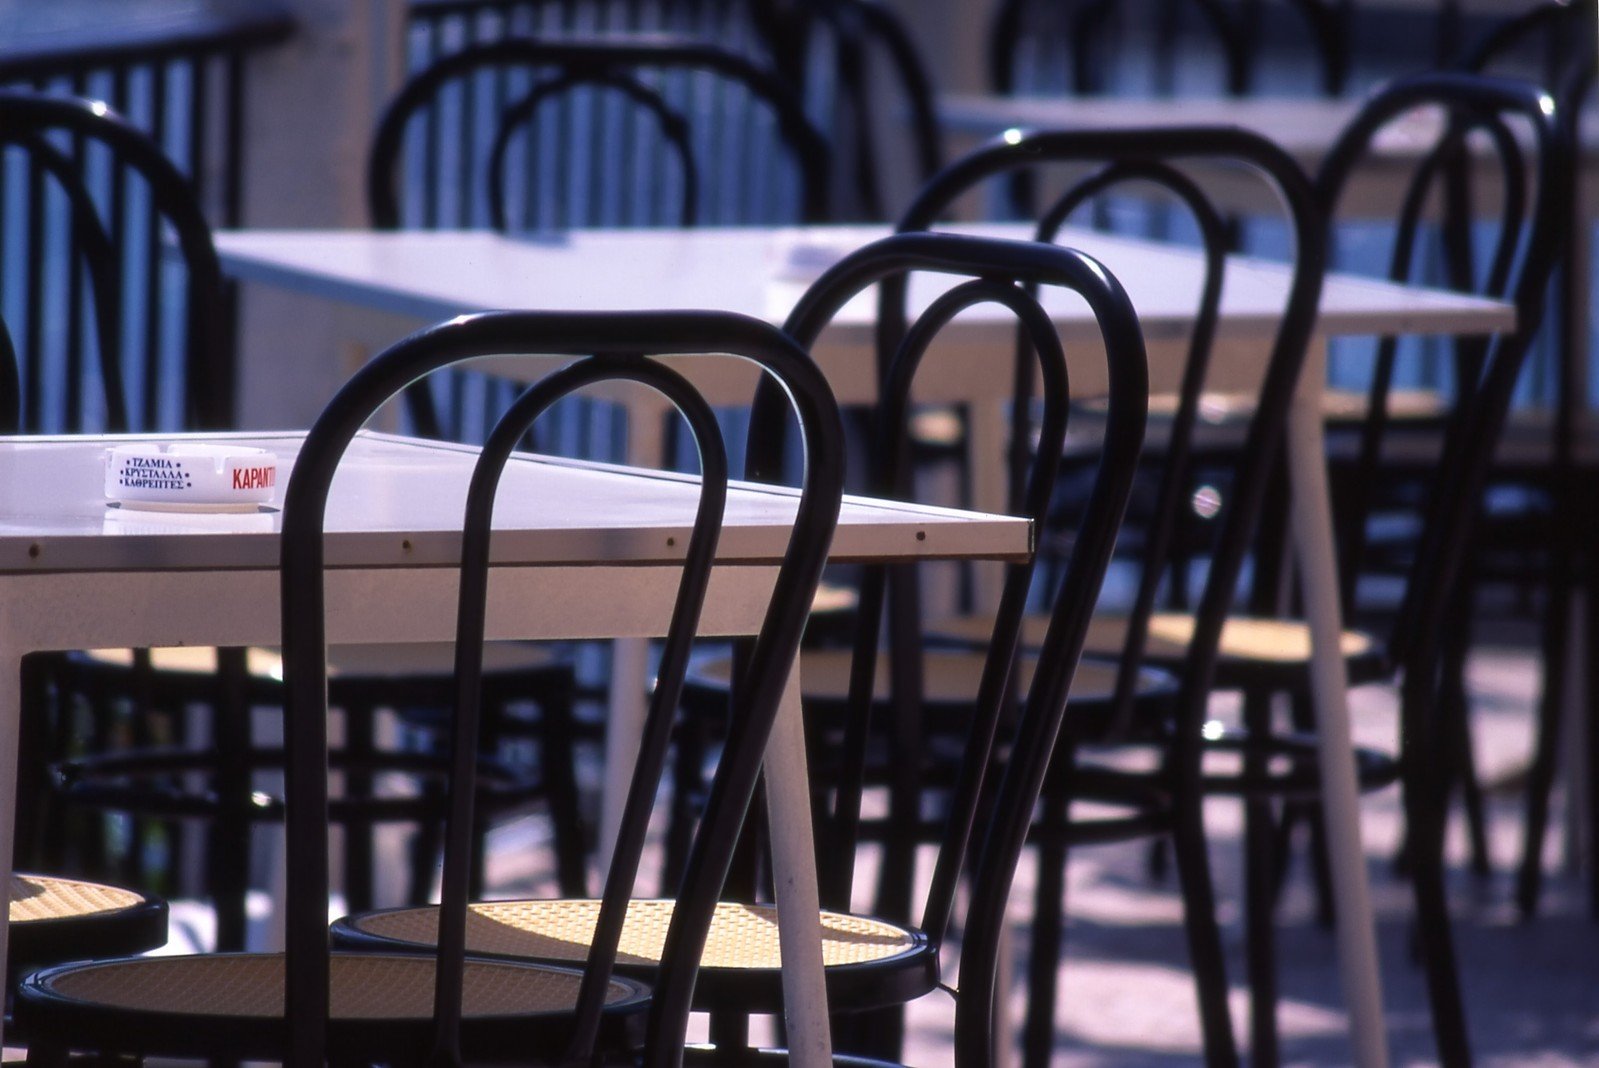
[897,127,1325,786]
[1033,158,1229,730]
[750,231,1147,1060]
[987,0,1252,97]
[0,91,230,432]
[368,36,833,442]
[279,310,845,1067]
[368,36,831,233]
[755,0,943,220]
[1315,73,1571,676]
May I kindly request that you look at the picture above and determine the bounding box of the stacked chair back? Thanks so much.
[754,0,943,220]
[1459,1,1597,923]
[988,0,1249,96]
[14,309,846,1067]
[744,230,1148,1062]
[405,1,940,223]
[367,36,830,443]
[896,127,1326,1065]
[404,0,769,73]
[0,91,229,433]
[987,0,1349,97]
[1313,71,1570,1065]
[369,35,829,234]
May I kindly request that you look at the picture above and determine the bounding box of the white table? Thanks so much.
[0,430,1028,1063]
[213,224,1514,1068]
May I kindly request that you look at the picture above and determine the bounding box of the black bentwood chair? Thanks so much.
[331,232,1148,1066]
[1456,3,1599,920]
[14,309,846,1067]
[904,126,1325,1068]
[1,94,588,938]
[1308,73,1569,1065]
[0,89,228,937]
[1095,74,1569,1065]
[0,315,169,998]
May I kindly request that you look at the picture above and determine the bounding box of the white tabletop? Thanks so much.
[0,431,1031,574]
[215,224,1514,354]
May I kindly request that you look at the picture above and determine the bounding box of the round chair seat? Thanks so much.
[334,899,934,1013]
[7,874,168,975]
[15,951,648,1062]
[928,611,1388,692]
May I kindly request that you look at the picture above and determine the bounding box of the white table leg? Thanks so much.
[762,665,832,1068]
[1285,341,1389,1068]
[0,646,22,1051]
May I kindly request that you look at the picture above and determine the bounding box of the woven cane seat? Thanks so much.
[335,899,935,1013]
[10,875,143,925]
[7,874,167,975]
[15,951,648,1061]
[929,611,1385,690]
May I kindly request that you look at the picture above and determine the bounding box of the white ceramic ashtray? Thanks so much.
[105,443,279,513]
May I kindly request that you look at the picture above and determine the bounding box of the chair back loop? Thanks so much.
[280,310,845,1068]
[757,231,1148,1055]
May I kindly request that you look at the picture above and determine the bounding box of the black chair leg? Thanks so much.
[1517,533,1573,918]
[1438,607,1491,880]
[540,680,589,897]
[1243,692,1279,1067]
[210,648,252,952]
[1170,773,1239,1067]
[1022,756,1073,1068]
[1403,680,1472,1066]
[1586,545,1599,920]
